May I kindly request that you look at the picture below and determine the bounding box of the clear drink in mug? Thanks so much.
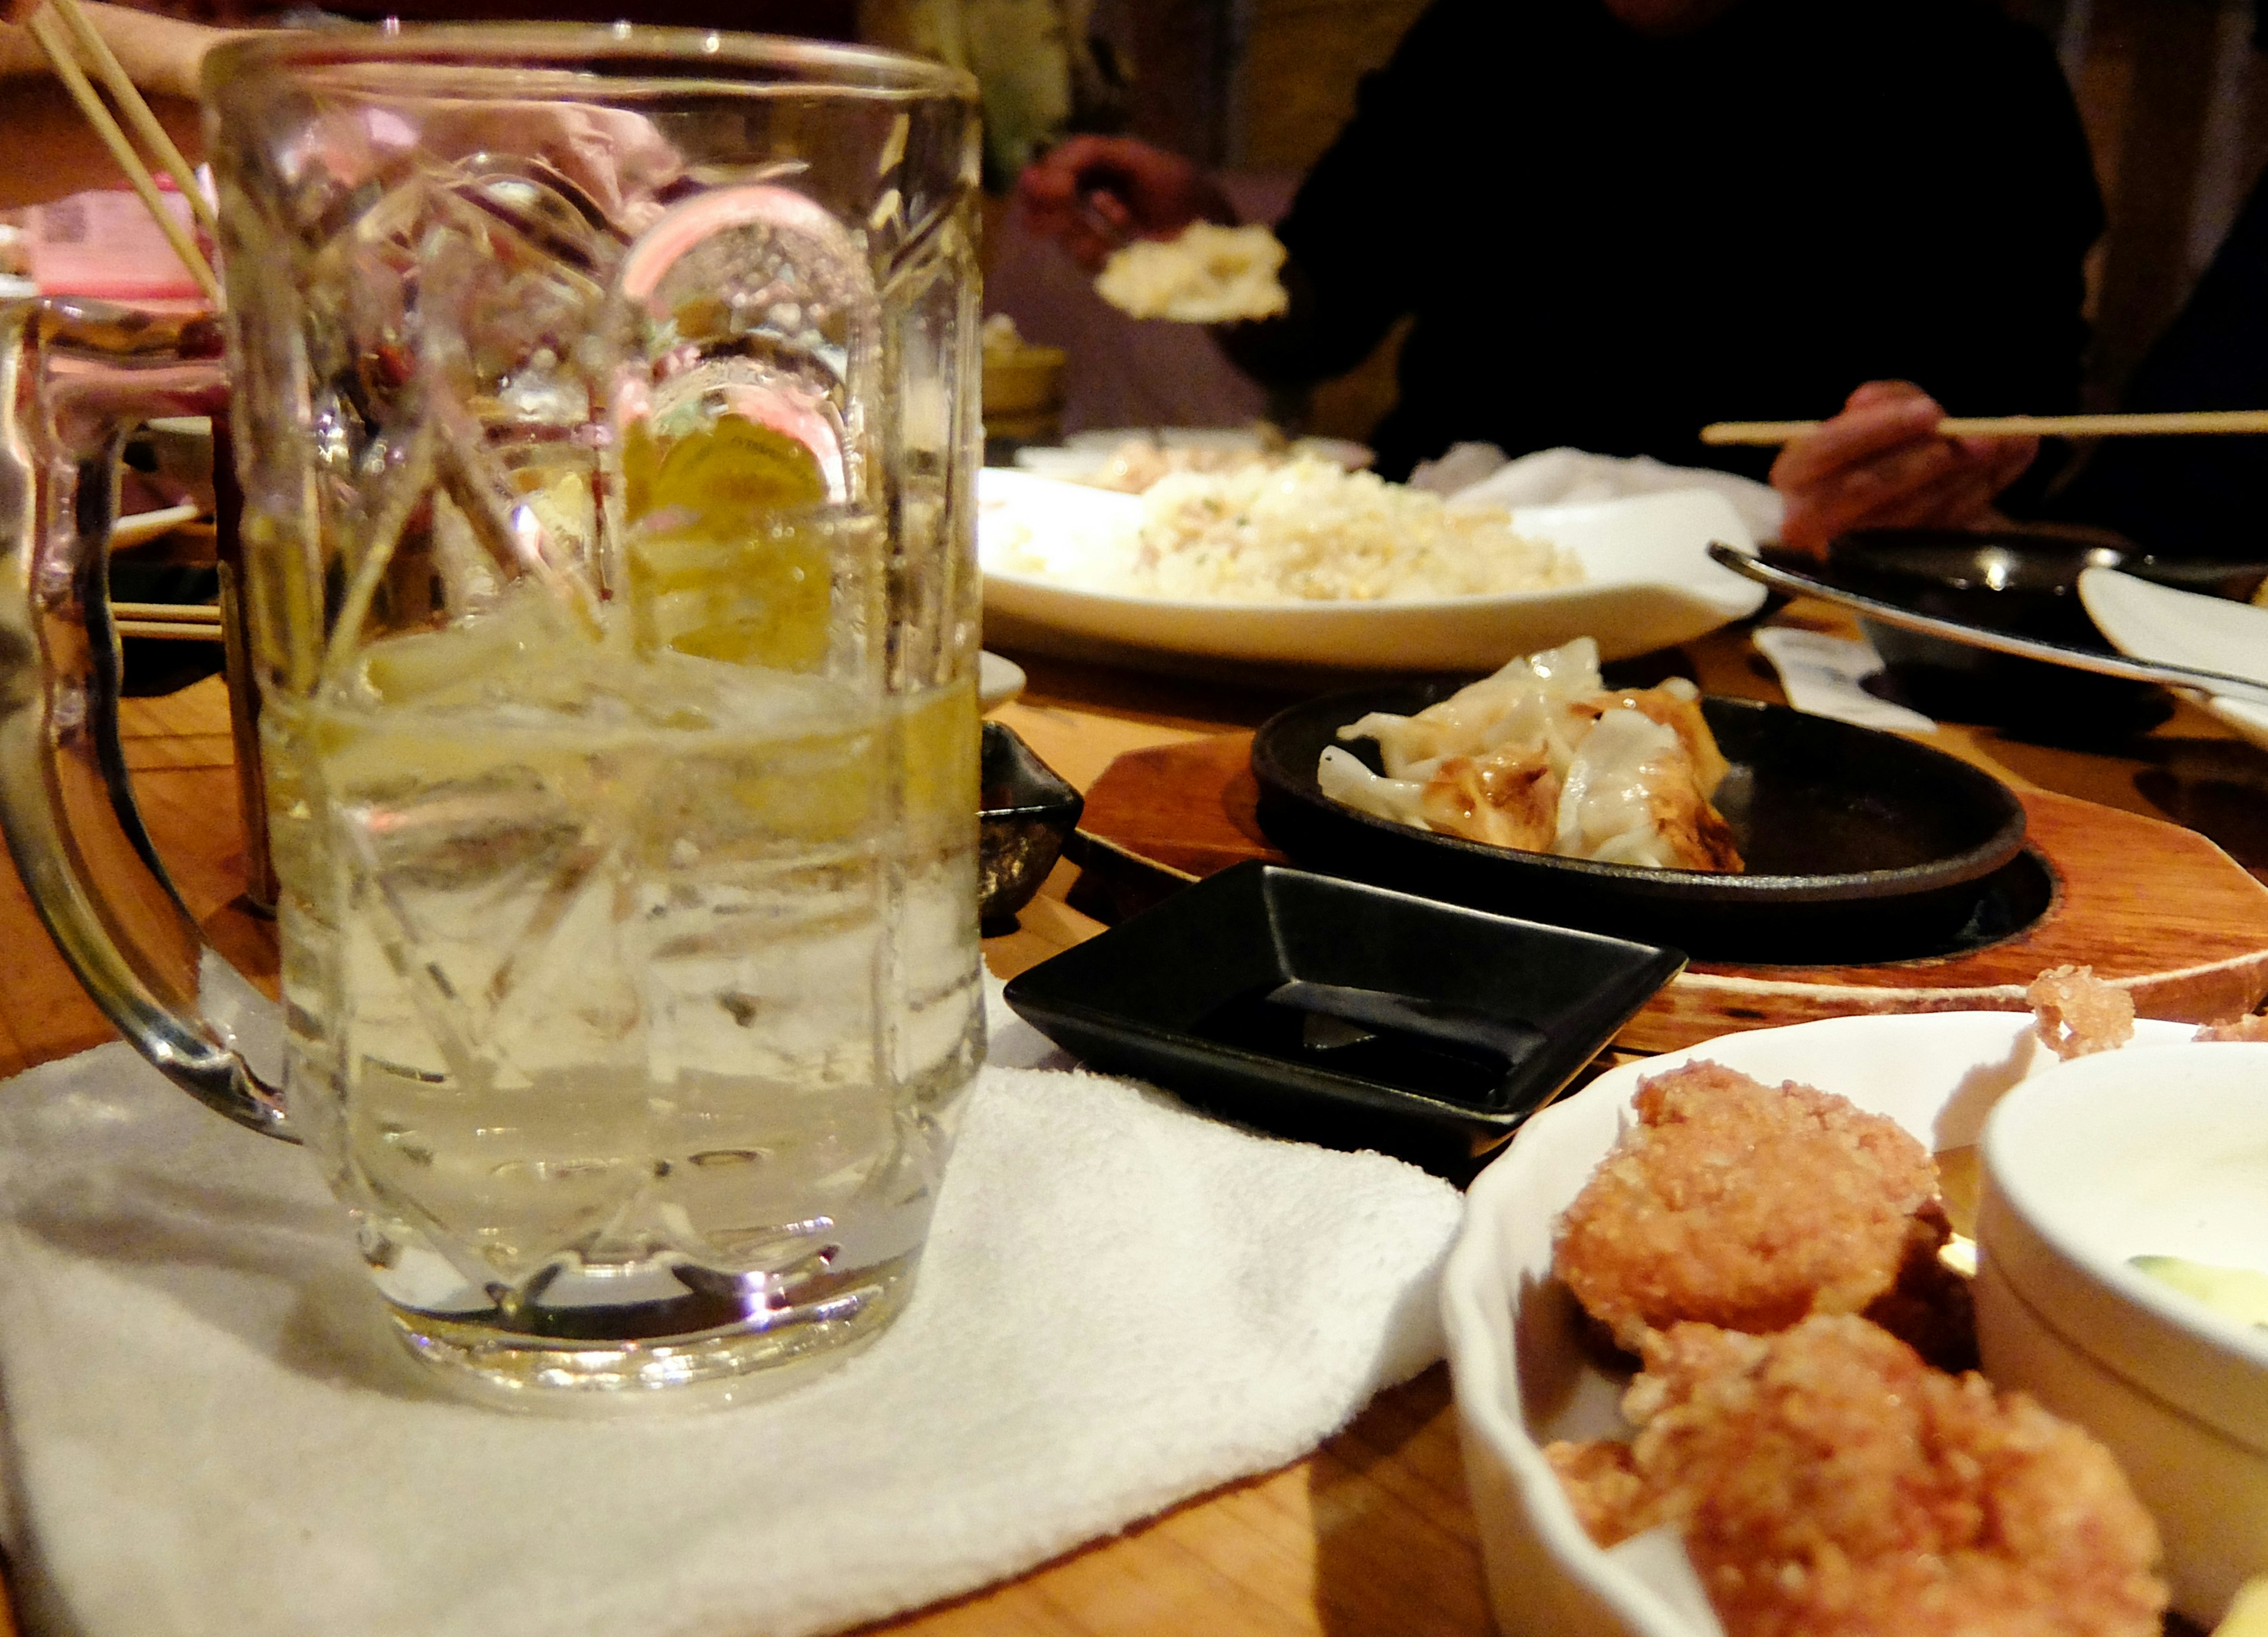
[0,28,987,1403]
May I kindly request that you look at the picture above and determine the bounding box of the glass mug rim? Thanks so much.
[201,22,981,103]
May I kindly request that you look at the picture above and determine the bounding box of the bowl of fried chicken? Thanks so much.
[1441,973,2211,1637]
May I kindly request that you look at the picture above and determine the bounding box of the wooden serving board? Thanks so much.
[1065,733,2268,1054]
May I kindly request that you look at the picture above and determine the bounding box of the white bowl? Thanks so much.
[1441,1011,2193,1637]
[1978,1042,2268,1626]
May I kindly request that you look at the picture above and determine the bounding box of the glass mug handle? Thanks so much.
[0,296,291,1140]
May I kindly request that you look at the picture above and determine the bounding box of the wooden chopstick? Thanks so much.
[47,0,217,236]
[111,600,223,642]
[24,4,223,305]
[1700,410,2268,446]
[111,601,220,624]
[114,618,222,642]
[110,502,206,548]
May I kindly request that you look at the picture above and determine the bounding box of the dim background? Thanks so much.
[975,0,2268,440]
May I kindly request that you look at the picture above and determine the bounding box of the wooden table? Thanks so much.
[4,604,2264,1637]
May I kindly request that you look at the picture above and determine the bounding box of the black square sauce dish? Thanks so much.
[1001,861,1684,1179]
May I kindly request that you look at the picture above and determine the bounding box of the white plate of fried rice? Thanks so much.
[976,465,1765,672]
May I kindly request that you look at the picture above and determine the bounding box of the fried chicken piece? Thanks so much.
[2028,965,2135,1059]
[1618,1317,2166,1637]
[1543,1438,1661,1548]
[2195,1011,2268,1042]
[1554,1062,1940,1351]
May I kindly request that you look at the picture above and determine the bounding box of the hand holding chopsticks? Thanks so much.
[21,0,222,305]
[1725,375,2268,554]
[1763,381,2044,555]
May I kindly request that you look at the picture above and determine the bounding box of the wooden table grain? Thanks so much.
[2,605,2264,1637]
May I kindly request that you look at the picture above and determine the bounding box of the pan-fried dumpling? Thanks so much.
[1319,644,1742,872]
[1338,637,1604,780]
[1315,745,1428,827]
[1555,703,1741,870]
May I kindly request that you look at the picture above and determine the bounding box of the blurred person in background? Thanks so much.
[1774,164,2268,562]
[1019,0,2103,484]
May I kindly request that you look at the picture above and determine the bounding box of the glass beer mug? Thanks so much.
[0,29,986,1403]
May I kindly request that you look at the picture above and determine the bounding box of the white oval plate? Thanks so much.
[2078,568,2268,752]
[977,471,1765,672]
[1439,1009,2191,1637]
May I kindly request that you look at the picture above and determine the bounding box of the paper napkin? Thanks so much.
[0,986,1461,1637]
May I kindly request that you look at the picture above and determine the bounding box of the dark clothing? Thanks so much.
[1223,0,2104,482]
[2045,164,2268,560]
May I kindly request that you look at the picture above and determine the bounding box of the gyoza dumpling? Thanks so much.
[1594,675,1729,798]
[1315,746,1431,827]
[1316,640,1744,873]
[1415,745,1562,852]
[1337,637,1604,779]
[1556,703,1742,870]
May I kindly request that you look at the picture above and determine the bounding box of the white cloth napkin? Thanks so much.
[1752,626,1937,735]
[0,986,1461,1637]
[1415,442,1787,545]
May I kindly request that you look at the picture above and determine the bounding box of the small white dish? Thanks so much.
[1440,1010,2192,1637]
[2078,568,2268,751]
[977,650,1025,713]
[1979,1042,2268,1626]
[977,474,1765,672]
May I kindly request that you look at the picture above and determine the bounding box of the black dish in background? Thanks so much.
[978,722,1083,931]
[1816,530,2267,740]
[1251,686,2030,965]
[1001,860,1685,1179]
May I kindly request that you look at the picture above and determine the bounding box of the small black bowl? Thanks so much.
[979,722,1083,929]
[1002,860,1684,1177]
[1823,529,2268,736]
[1252,686,2029,964]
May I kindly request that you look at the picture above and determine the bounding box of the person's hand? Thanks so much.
[1016,135,1234,272]
[0,1,245,98]
[1771,380,2038,556]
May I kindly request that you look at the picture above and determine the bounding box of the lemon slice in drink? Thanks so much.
[623,412,837,670]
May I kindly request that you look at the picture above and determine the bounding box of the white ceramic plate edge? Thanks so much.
[977,650,1025,713]
[1441,1010,2195,1637]
[977,481,1765,669]
[2079,568,2268,687]
[2079,568,2268,750]
[2208,696,2268,752]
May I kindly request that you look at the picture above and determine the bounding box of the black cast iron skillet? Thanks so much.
[1251,684,2032,964]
